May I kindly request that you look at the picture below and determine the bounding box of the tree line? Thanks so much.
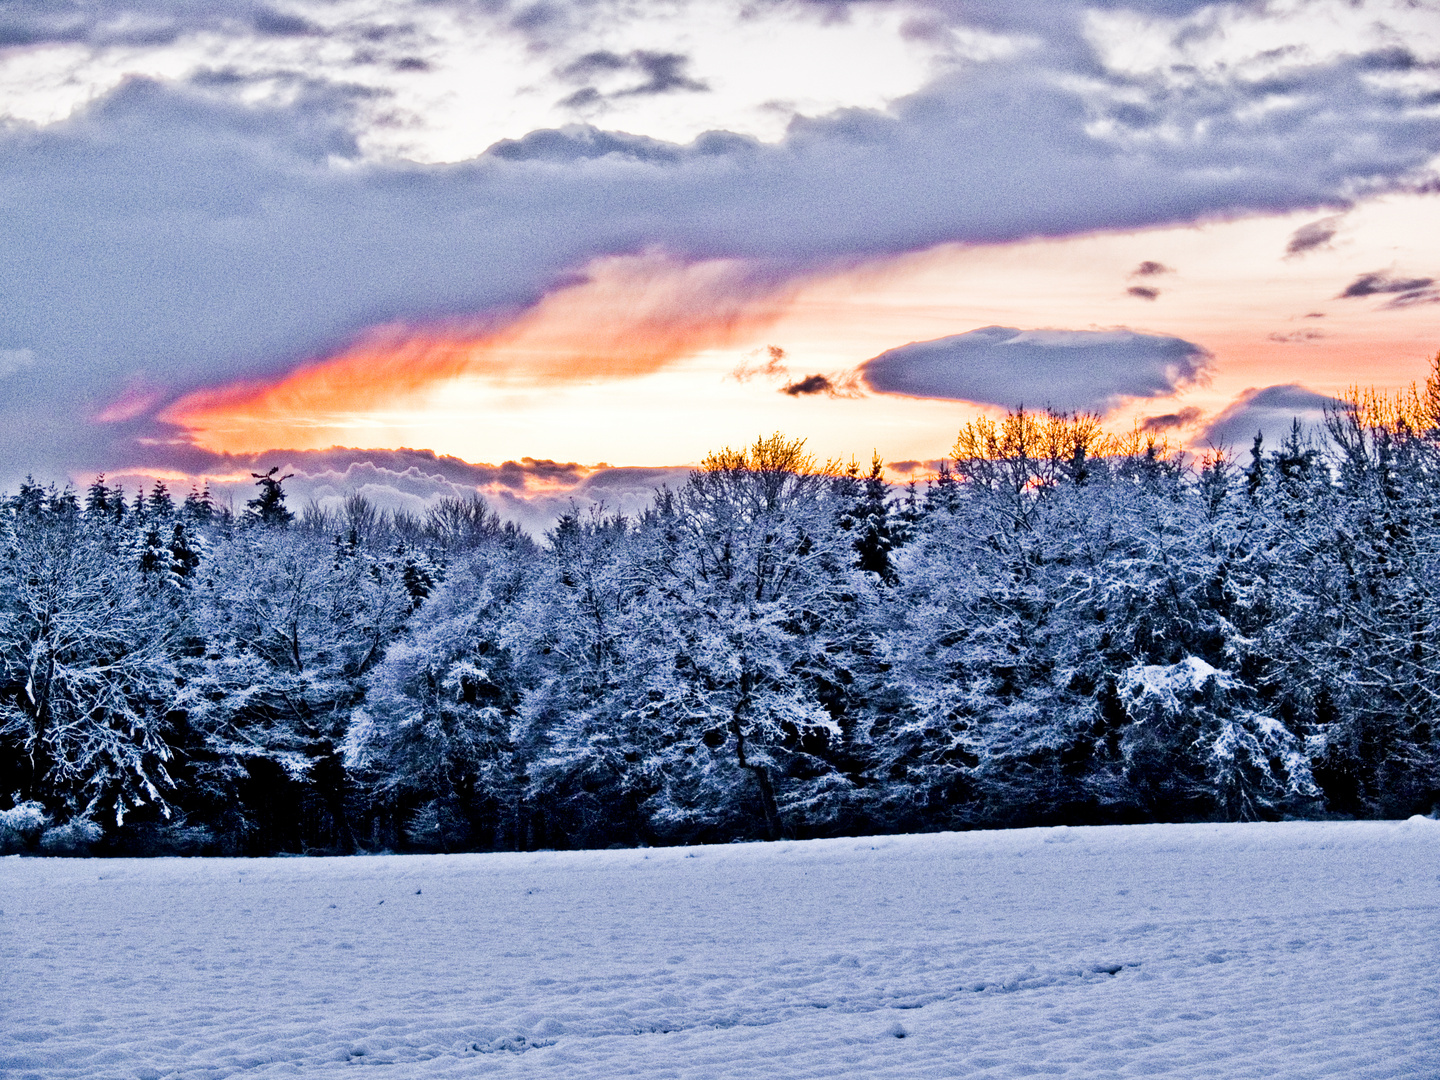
[3,379,1439,854]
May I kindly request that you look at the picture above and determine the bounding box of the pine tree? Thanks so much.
[147,481,175,519]
[246,468,294,526]
[85,475,112,519]
[839,453,904,583]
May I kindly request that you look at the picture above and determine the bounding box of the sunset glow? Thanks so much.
[163,194,1440,470]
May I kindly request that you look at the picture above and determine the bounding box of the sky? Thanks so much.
[2,0,1439,524]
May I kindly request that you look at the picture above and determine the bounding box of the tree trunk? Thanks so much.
[310,749,356,854]
[732,720,782,841]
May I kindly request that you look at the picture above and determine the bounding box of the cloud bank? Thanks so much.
[858,326,1212,413]
[98,446,692,536]
[1199,385,1343,449]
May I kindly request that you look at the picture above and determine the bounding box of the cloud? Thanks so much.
[730,345,789,383]
[886,458,947,477]
[1131,261,1172,276]
[1,4,1439,476]
[90,445,688,535]
[1139,407,1203,433]
[557,49,708,107]
[1385,288,1440,308]
[1198,384,1342,449]
[560,51,633,79]
[859,326,1212,413]
[252,8,321,37]
[0,349,36,379]
[781,374,834,396]
[1337,270,1440,308]
[1127,286,1161,300]
[1267,329,1327,344]
[1338,270,1435,298]
[623,51,709,96]
[777,370,863,398]
[1285,214,1344,257]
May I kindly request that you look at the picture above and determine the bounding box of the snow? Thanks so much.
[1120,657,1231,708]
[2,820,1439,1079]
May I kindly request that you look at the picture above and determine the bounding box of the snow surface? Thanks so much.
[3,820,1439,1079]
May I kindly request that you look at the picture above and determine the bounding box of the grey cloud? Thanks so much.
[1131,261,1172,276]
[1338,270,1435,298]
[782,374,835,396]
[1285,214,1344,256]
[252,8,320,37]
[1199,384,1341,449]
[1385,287,1440,308]
[1139,406,1203,433]
[859,326,1211,413]
[1354,46,1429,73]
[559,87,603,109]
[624,51,708,96]
[560,51,631,79]
[487,124,690,163]
[2,5,1440,476]
[1127,286,1160,300]
[0,2,324,49]
[557,49,708,106]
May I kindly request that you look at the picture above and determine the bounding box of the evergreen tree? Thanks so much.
[147,481,175,519]
[247,468,294,526]
[182,484,215,523]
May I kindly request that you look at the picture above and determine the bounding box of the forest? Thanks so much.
[3,372,1440,855]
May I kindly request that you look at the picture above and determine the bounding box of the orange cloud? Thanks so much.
[166,252,801,454]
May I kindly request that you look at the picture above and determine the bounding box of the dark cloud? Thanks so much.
[858,326,1212,413]
[1267,329,1327,343]
[781,374,834,396]
[1385,287,1440,308]
[1127,286,1161,300]
[0,2,334,48]
[560,50,631,79]
[2,4,1440,476]
[625,51,708,96]
[1198,384,1341,448]
[1338,270,1435,298]
[1285,214,1343,256]
[1139,406,1203,433]
[1131,261,1172,276]
[559,87,603,109]
[558,49,707,102]
[252,8,319,36]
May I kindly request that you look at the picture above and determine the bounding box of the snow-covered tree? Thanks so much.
[0,488,180,828]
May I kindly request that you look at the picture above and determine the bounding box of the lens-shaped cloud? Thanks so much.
[858,326,1212,413]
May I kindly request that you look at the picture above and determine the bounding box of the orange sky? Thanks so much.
[164,192,1440,471]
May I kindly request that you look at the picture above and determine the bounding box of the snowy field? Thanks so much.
[3,821,1439,1079]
